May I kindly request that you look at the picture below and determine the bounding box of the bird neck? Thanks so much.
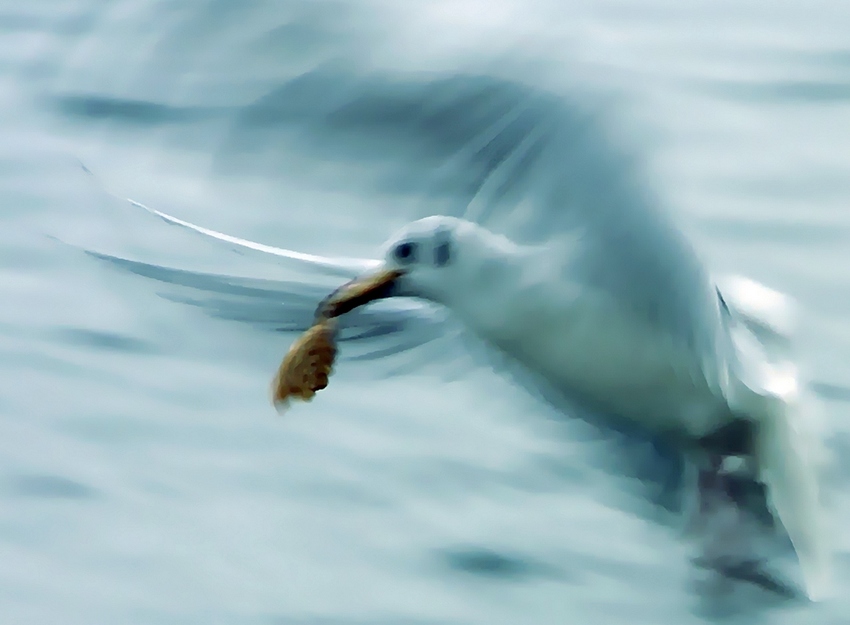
[448,241,548,340]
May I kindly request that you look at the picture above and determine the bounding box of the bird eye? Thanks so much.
[393,241,417,264]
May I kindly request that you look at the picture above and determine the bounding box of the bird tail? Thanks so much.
[752,391,831,601]
[718,274,831,600]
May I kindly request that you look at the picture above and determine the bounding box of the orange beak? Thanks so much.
[315,268,404,320]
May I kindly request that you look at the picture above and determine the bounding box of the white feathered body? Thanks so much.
[433,218,830,600]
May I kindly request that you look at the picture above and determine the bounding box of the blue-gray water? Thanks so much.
[3,1,850,623]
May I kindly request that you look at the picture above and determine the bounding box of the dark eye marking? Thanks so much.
[394,241,417,263]
[433,228,452,267]
[434,241,451,267]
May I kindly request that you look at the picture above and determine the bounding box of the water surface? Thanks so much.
[2,1,850,623]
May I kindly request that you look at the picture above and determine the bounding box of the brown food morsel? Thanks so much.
[270,268,402,411]
[271,319,338,410]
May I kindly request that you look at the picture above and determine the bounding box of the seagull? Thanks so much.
[120,197,830,601]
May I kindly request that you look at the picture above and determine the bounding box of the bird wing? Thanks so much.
[125,198,381,279]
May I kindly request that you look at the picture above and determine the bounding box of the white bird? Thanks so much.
[117,196,830,600]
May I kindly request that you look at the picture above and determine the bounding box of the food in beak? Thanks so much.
[271,269,402,411]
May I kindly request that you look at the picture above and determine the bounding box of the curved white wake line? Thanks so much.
[126,199,381,279]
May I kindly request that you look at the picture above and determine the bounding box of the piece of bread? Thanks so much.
[270,268,400,411]
[271,319,338,410]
